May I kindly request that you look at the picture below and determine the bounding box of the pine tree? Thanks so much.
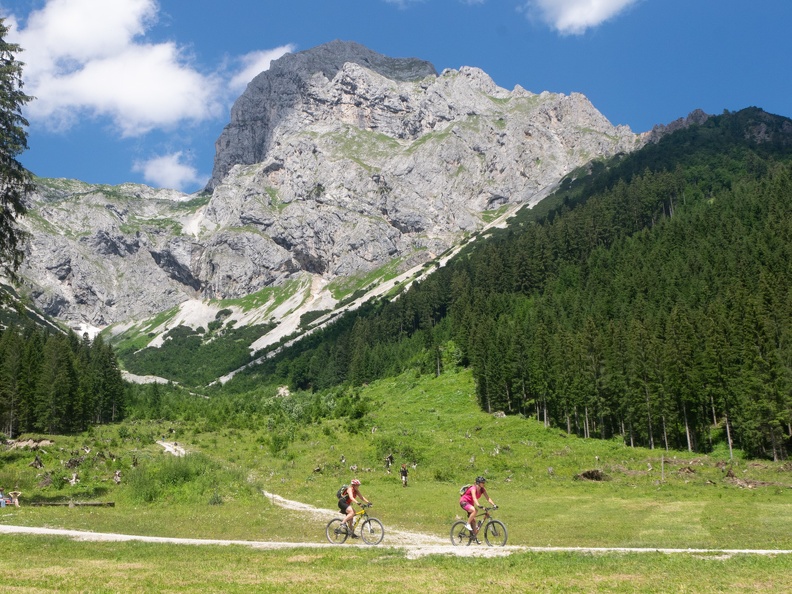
[0,326,21,436]
[16,329,43,433]
[0,19,34,285]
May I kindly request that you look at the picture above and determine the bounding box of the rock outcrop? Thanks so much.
[643,109,710,144]
[209,40,439,190]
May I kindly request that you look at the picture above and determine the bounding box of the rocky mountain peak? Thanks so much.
[266,39,438,83]
[208,40,438,190]
[18,42,644,355]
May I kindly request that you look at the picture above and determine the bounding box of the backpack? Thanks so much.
[459,484,473,496]
[336,484,348,499]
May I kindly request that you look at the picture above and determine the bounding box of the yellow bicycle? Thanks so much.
[326,503,385,545]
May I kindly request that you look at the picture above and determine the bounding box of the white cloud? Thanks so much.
[4,0,284,137]
[522,0,640,35]
[133,152,205,191]
[229,45,295,95]
[31,42,223,136]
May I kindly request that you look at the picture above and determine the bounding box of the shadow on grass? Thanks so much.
[28,486,112,504]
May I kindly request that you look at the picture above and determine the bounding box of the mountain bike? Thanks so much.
[450,506,507,546]
[326,503,385,545]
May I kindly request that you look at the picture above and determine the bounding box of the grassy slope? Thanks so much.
[275,370,792,551]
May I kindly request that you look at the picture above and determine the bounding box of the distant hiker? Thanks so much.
[8,488,21,507]
[338,479,371,538]
[400,463,408,487]
[0,487,5,508]
[384,453,394,473]
[459,477,497,540]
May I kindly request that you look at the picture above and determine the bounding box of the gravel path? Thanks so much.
[0,521,515,559]
[3,490,790,559]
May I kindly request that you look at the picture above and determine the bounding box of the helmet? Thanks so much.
[475,476,486,484]
[351,479,361,486]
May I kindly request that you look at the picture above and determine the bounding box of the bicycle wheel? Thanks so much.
[450,521,471,546]
[326,518,348,544]
[360,518,385,545]
[483,519,508,546]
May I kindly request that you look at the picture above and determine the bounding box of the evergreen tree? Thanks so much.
[34,335,78,433]
[0,326,20,436]
[16,328,43,433]
[0,19,34,285]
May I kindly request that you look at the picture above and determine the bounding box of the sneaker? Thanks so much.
[350,533,359,539]
[464,523,472,531]
[474,538,482,545]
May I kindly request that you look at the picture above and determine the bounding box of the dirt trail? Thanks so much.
[3,489,791,558]
[0,488,515,558]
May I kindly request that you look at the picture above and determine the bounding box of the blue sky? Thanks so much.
[1,0,790,193]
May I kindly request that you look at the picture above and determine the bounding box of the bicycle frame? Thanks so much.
[475,508,493,530]
[469,507,494,540]
[326,504,385,545]
[349,506,369,532]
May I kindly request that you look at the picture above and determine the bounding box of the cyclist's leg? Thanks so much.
[461,502,477,532]
[339,499,355,532]
[346,510,364,537]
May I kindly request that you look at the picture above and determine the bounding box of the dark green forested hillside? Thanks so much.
[227,108,792,460]
[0,326,126,437]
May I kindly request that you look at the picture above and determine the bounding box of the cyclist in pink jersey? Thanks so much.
[459,476,497,539]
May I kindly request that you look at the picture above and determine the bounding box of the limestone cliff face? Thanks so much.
[208,40,439,190]
[18,41,643,333]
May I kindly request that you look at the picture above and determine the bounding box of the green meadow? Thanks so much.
[2,369,791,592]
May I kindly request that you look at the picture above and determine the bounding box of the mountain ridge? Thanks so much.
[16,40,643,372]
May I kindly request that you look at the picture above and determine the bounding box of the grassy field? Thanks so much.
[2,369,792,591]
[1,536,791,593]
